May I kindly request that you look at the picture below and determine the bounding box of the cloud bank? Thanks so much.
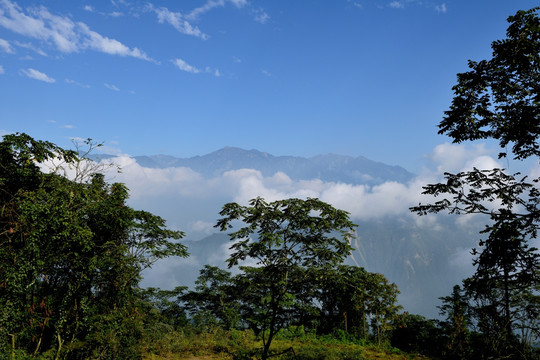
[98,142,508,238]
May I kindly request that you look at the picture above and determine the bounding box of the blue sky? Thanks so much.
[0,0,537,172]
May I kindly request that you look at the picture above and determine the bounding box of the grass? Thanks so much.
[142,328,432,360]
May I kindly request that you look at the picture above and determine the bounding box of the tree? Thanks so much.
[215,197,356,360]
[438,285,472,360]
[182,265,241,330]
[438,7,540,161]
[316,265,401,343]
[0,133,188,359]
[411,7,540,359]
[390,313,444,357]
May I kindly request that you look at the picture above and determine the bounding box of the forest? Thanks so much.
[1,6,540,360]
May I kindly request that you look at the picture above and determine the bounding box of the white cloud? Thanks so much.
[172,58,200,73]
[0,0,154,61]
[148,0,261,39]
[90,141,530,245]
[104,83,120,91]
[65,78,90,88]
[205,66,221,76]
[261,69,272,77]
[83,5,94,12]
[186,0,248,21]
[190,220,215,235]
[253,8,270,24]
[186,0,224,21]
[229,0,248,8]
[148,4,208,40]
[389,1,404,8]
[21,68,55,83]
[348,0,363,9]
[429,142,494,173]
[435,3,447,13]
[0,65,4,74]
[14,41,47,56]
[77,22,153,61]
[0,38,14,53]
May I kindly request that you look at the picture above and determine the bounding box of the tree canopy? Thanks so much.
[0,133,187,359]
[439,7,540,160]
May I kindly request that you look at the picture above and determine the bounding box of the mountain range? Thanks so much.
[125,146,414,184]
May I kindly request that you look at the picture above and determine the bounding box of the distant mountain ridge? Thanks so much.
[127,147,414,185]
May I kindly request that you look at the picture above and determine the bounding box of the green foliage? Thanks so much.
[412,7,540,359]
[0,133,187,359]
[390,313,444,357]
[216,197,357,359]
[140,327,431,360]
[437,285,472,360]
[182,265,242,330]
[316,265,401,344]
[439,7,540,161]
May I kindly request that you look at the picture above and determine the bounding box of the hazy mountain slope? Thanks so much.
[168,216,481,319]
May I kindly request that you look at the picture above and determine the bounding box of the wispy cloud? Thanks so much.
[147,4,208,40]
[389,1,404,9]
[147,1,265,39]
[347,0,363,9]
[186,0,223,21]
[62,124,75,129]
[205,66,221,76]
[0,0,154,61]
[21,68,55,83]
[186,0,248,21]
[261,69,272,77]
[435,3,447,13]
[0,65,4,74]
[104,83,120,91]
[15,41,47,56]
[229,0,248,8]
[65,78,90,88]
[252,8,270,24]
[0,38,14,53]
[84,4,123,18]
[77,22,154,61]
[172,58,200,73]
[171,58,221,76]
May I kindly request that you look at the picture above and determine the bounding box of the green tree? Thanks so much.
[316,265,401,343]
[390,313,444,357]
[438,285,472,360]
[215,197,356,360]
[411,7,540,359]
[0,133,187,359]
[182,265,241,330]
